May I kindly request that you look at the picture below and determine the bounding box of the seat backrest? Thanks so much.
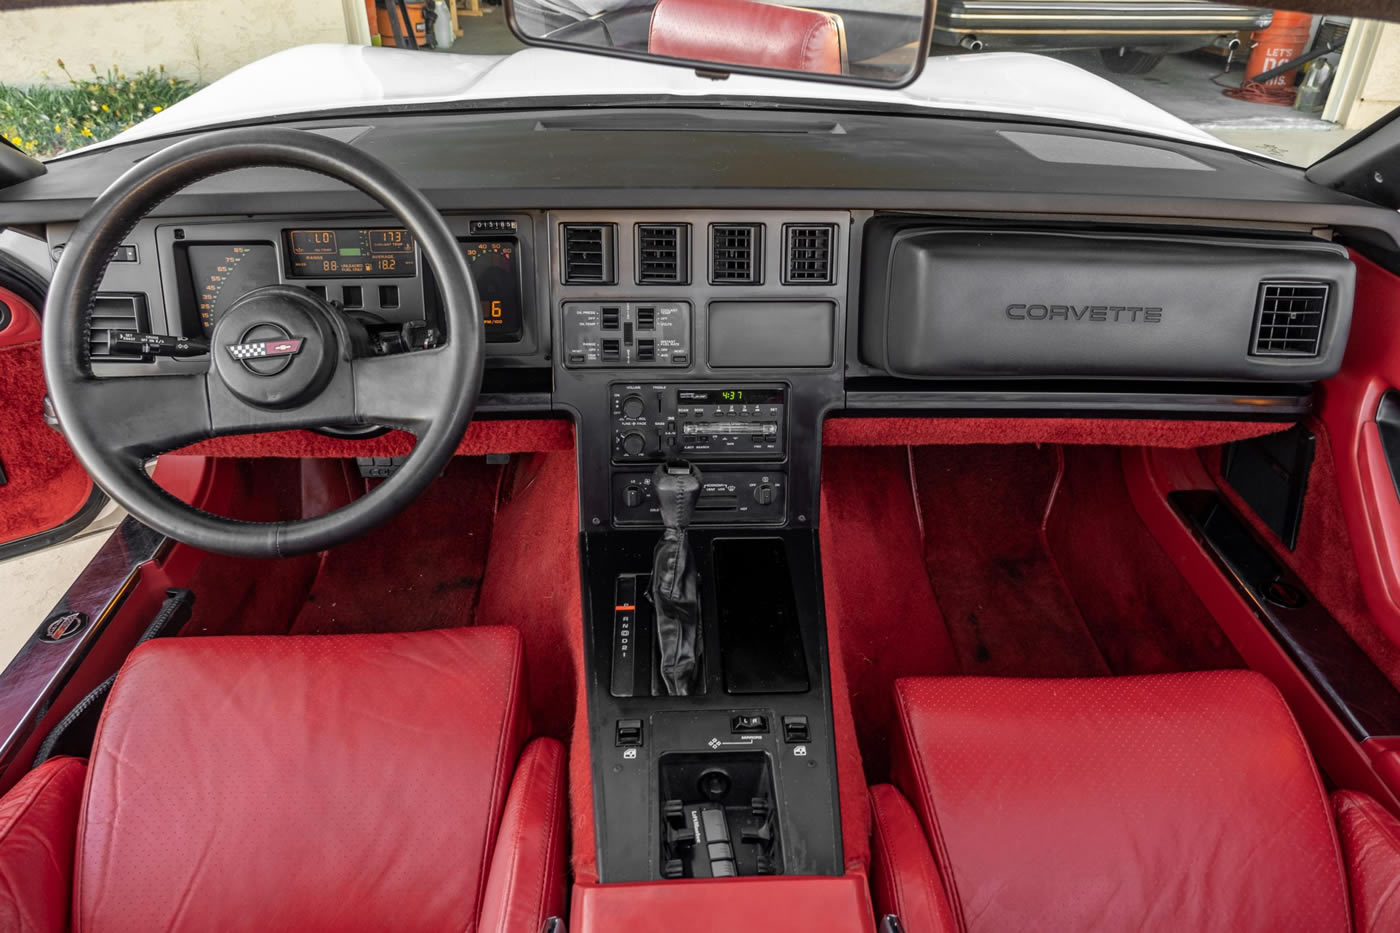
[648,0,847,75]
[74,626,527,933]
[891,671,1351,933]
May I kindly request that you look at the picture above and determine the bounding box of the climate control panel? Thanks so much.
[612,470,787,525]
[563,301,690,368]
[610,383,787,463]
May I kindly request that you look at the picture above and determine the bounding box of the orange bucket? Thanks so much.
[1245,10,1315,86]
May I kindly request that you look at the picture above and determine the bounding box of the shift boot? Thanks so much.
[652,460,703,696]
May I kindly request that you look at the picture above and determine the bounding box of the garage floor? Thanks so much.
[1057,49,1357,165]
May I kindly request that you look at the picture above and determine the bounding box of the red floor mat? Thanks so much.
[1048,447,1243,674]
[911,445,1111,677]
[289,459,503,635]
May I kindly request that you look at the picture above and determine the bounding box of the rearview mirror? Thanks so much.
[504,0,933,87]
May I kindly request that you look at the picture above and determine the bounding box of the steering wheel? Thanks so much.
[43,128,484,558]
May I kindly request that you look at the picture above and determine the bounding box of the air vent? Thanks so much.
[562,223,616,284]
[88,293,150,362]
[636,224,689,285]
[601,306,620,330]
[783,224,836,285]
[711,224,762,285]
[636,306,656,331]
[1251,282,1329,358]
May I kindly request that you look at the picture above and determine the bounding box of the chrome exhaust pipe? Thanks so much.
[960,35,984,51]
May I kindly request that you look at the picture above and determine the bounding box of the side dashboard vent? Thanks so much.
[1251,282,1329,358]
[636,223,689,285]
[562,223,616,284]
[783,224,836,284]
[711,224,761,285]
[88,293,151,362]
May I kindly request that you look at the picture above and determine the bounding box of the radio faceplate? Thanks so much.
[610,383,788,462]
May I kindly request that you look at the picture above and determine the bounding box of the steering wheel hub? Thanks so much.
[211,285,338,410]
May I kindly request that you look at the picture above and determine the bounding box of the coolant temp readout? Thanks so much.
[286,228,417,277]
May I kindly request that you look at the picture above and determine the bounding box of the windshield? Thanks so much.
[0,0,1384,167]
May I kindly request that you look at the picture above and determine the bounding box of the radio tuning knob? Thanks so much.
[622,432,647,456]
[622,394,646,419]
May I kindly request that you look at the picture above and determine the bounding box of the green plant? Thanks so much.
[0,62,200,159]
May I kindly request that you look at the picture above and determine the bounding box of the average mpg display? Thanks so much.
[287,228,417,277]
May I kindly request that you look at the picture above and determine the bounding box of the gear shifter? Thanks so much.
[651,460,703,696]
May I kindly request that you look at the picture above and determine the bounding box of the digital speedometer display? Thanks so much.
[185,243,279,336]
[286,228,417,277]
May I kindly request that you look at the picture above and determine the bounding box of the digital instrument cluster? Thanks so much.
[178,225,525,341]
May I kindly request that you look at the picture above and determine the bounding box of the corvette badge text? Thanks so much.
[1004,304,1163,323]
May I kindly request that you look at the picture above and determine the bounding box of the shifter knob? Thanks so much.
[652,459,703,697]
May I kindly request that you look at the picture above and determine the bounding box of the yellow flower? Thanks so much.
[153,105,163,113]
[81,128,93,137]
[101,104,109,112]
[9,136,19,146]
[54,125,60,132]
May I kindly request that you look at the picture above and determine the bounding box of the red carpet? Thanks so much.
[0,344,94,542]
[911,444,1111,677]
[289,458,503,635]
[820,446,958,783]
[1048,447,1243,673]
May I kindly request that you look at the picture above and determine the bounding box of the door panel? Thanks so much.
[0,263,100,558]
[1319,251,1400,651]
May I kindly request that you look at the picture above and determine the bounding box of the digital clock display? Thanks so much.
[678,388,785,405]
[286,228,417,278]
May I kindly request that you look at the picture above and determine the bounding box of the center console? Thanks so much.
[552,210,849,884]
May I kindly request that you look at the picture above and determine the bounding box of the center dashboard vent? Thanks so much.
[636,223,689,285]
[711,224,762,285]
[783,224,836,284]
[562,223,616,285]
[88,293,151,362]
[1251,282,1329,358]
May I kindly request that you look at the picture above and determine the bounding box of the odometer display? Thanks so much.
[287,228,416,277]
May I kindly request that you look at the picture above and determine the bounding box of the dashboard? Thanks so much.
[17,103,1394,536]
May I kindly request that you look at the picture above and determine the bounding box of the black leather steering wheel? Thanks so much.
[43,128,484,558]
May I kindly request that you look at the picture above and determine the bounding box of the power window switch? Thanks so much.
[615,719,643,747]
[782,715,810,744]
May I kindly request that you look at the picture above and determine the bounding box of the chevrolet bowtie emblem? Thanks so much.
[226,337,305,361]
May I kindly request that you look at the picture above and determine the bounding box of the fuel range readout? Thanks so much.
[286,228,417,277]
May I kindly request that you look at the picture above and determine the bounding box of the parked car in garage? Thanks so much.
[934,0,1274,73]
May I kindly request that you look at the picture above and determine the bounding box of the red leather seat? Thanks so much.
[648,0,847,76]
[0,626,566,932]
[871,671,1400,932]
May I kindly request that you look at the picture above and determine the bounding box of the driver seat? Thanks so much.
[0,626,566,932]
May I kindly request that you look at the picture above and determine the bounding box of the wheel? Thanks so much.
[44,127,484,557]
[1099,48,1165,75]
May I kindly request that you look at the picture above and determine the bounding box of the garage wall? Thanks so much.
[1345,20,1400,130]
[0,0,366,87]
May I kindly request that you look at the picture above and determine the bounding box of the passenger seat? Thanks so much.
[870,672,1400,932]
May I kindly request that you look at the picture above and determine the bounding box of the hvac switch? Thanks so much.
[753,483,774,506]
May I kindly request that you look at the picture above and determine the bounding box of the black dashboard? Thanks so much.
[11,103,1397,537]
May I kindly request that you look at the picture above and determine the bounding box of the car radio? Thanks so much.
[610,383,787,462]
